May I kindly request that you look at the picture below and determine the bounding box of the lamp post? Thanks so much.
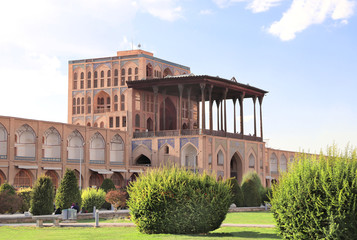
[79,143,85,190]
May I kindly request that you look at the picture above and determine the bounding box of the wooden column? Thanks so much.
[233,98,237,133]
[220,97,223,131]
[187,87,192,129]
[209,85,213,133]
[162,89,166,130]
[223,88,228,133]
[178,84,184,132]
[197,97,200,129]
[253,96,257,137]
[153,86,158,133]
[259,96,264,139]
[238,92,245,135]
[200,83,206,130]
[216,100,220,131]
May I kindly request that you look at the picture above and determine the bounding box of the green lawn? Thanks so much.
[0,226,280,240]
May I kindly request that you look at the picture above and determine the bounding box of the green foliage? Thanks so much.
[106,189,128,210]
[226,178,244,207]
[127,166,232,234]
[55,169,81,209]
[0,191,22,214]
[30,175,54,215]
[100,178,116,193]
[0,182,16,195]
[271,146,357,239]
[17,188,32,213]
[81,188,106,213]
[241,171,262,207]
[261,187,272,204]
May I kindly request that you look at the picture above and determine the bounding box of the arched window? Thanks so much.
[107,97,110,105]
[100,70,104,78]
[135,67,138,75]
[0,123,8,158]
[80,72,84,79]
[67,130,84,161]
[120,94,125,111]
[114,95,118,102]
[89,172,103,188]
[107,70,111,77]
[249,153,255,168]
[114,95,118,111]
[81,97,84,105]
[100,122,104,128]
[89,132,105,163]
[114,69,118,76]
[121,68,125,76]
[15,124,36,160]
[88,71,91,79]
[73,98,76,106]
[111,173,123,188]
[110,134,124,163]
[280,154,287,172]
[165,146,169,154]
[74,72,78,80]
[77,98,80,105]
[135,114,140,128]
[94,71,98,78]
[87,97,91,104]
[270,153,278,173]
[217,150,224,166]
[14,170,32,188]
[43,127,61,160]
[128,68,132,75]
[146,64,153,78]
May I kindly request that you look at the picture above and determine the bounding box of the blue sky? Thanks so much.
[0,0,356,153]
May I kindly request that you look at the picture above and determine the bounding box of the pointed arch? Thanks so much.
[146,63,153,78]
[111,172,124,188]
[0,170,6,185]
[160,97,177,130]
[15,124,36,160]
[135,114,140,128]
[94,91,111,113]
[181,143,198,168]
[231,152,243,184]
[146,118,153,131]
[43,127,61,160]
[135,154,151,166]
[0,123,8,158]
[280,154,287,172]
[217,149,224,166]
[45,170,59,189]
[89,132,105,163]
[89,172,104,188]
[248,153,256,168]
[110,134,124,164]
[270,153,278,174]
[67,130,84,161]
[14,169,33,188]
[163,68,173,77]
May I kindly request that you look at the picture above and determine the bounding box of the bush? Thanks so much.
[30,175,54,215]
[127,166,232,234]
[81,188,106,213]
[17,188,32,213]
[100,178,116,193]
[55,169,81,209]
[226,178,244,207]
[106,189,128,210]
[0,191,22,214]
[0,182,16,195]
[241,171,262,207]
[271,146,357,239]
[261,187,272,204]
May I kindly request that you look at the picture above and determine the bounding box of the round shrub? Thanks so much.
[226,178,244,207]
[55,169,81,209]
[100,178,116,193]
[0,182,16,195]
[241,172,262,207]
[127,166,232,234]
[30,175,54,215]
[271,147,357,239]
[17,188,32,213]
[81,188,106,213]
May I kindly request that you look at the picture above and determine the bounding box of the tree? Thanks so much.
[0,182,16,195]
[55,169,81,209]
[30,175,54,215]
[100,178,116,193]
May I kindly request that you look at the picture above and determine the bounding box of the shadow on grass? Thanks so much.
[178,231,281,239]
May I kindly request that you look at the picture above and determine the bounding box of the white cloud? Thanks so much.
[137,0,183,21]
[268,0,355,41]
[200,9,214,15]
[213,0,282,12]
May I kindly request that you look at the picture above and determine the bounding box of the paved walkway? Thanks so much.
[0,222,275,228]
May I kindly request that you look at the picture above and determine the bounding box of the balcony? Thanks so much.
[133,129,263,142]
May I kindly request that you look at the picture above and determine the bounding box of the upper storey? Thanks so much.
[67,50,191,127]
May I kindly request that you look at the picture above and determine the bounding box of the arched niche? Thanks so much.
[15,124,36,160]
[110,134,124,164]
[43,127,61,160]
[181,143,198,168]
[67,130,84,161]
[89,132,105,163]
[231,152,243,184]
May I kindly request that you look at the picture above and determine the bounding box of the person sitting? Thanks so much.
[73,203,80,213]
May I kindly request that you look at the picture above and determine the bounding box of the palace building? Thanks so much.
[0,49,296,190]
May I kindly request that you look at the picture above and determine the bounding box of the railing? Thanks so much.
[0,155,7,159]
[110,161,125,165]
[94,108,111,114]
[89,160,105,164]
[42,157,61,162]
[67,159,84,163]
[133,129,263,142]
[15,156,35,161]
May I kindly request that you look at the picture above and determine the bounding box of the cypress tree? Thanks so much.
[30,175,54,215]
[0,182,16,195]
[100,178,116,193]
[55,169,81,209]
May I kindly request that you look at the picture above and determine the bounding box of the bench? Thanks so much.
[32,215,62,227]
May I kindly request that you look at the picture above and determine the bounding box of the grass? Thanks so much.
[0,226,280,240]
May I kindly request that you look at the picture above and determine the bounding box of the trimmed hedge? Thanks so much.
[226,178,244,207]
[271,146,357,239]
[81,188,106,213]
[241,171,262,207]
[55,169,81,209]
[0,191,22,214]
[30,175,54,215]
[127,166,232,234]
